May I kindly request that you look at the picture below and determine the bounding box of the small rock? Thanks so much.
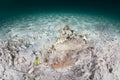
[28,67,34,74]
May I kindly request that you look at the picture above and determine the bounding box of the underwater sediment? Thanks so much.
[0,13,120,80]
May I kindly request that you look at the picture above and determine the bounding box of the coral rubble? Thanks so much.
[0,25,120,80]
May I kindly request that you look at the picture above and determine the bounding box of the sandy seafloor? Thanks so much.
[0,12,120,80]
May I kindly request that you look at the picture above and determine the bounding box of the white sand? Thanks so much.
[0,13,120,80]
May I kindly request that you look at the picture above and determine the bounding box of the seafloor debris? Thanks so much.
[0,25,120,80]
[43,25,91,69]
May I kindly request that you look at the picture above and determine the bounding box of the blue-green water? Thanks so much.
[0,10,120,43]
[0,11,120,38]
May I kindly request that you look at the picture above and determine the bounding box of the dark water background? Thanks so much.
[0,0,120,22]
